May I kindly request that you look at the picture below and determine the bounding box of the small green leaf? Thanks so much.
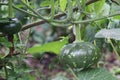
[77,68,117,80]
[95,28,120,40]
[60,0,67,11]
[27,37,68,54]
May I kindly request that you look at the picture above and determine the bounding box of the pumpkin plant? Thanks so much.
[0,0,22,35]
[0,18,22,35]
[59,24,101,69]
[0,0,22,79]
[0,0,22,56]
[0,0,120,80]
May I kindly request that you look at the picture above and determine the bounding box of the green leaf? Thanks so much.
[77,68,117,80]
[40,0,51,6]
[60,0,67,11]
[85,25,97,42]
[94,0,105,14]
[85,4,93,13]
[111,4,120,19]
[114,15,120,19]
[95,28,120,40]
[27,37,68,54]
[0,37,12,47]
[101,3,110,16]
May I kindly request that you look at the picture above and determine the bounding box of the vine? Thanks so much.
[0,0,120,34]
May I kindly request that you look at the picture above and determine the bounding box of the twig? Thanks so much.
[22,20,45,31]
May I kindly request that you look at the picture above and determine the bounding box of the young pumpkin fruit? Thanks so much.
[59,42,101,70]
[0,18,22,35]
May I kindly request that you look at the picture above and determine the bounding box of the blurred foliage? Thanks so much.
[0,0,120,79]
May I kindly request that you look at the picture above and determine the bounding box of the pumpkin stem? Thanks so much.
[74,24,83,43]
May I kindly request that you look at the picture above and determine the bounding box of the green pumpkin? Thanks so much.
[0,18,22,35]
[59,42,101,69]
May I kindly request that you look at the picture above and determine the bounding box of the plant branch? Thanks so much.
[0,0,119,36]
[0,0,99,20]
[13,5,38,18]
[0,2,38,18]
[20,0,49,21]
[22,11,120,31]
[53,0,73,23]
[1,11,120,36]
[72,11,120,24]
[0,0,100,31]
[20,0,103,30]
[22,20,45,31]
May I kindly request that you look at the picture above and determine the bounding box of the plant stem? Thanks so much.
[53,0,73,23]
[8,0,13,18]
[1,2,120,24]
[13,5,38,18]
[109,39,120,61]
[74,24,82,43]
[50,0,55,20]
[20,0,49,21]
[4,64,8,80]
[69,68,78,80]
[72,11,120,24]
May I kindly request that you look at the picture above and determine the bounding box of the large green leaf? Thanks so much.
[77,68,117,80]
[95,28,120,40]
[27,37,68,54]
